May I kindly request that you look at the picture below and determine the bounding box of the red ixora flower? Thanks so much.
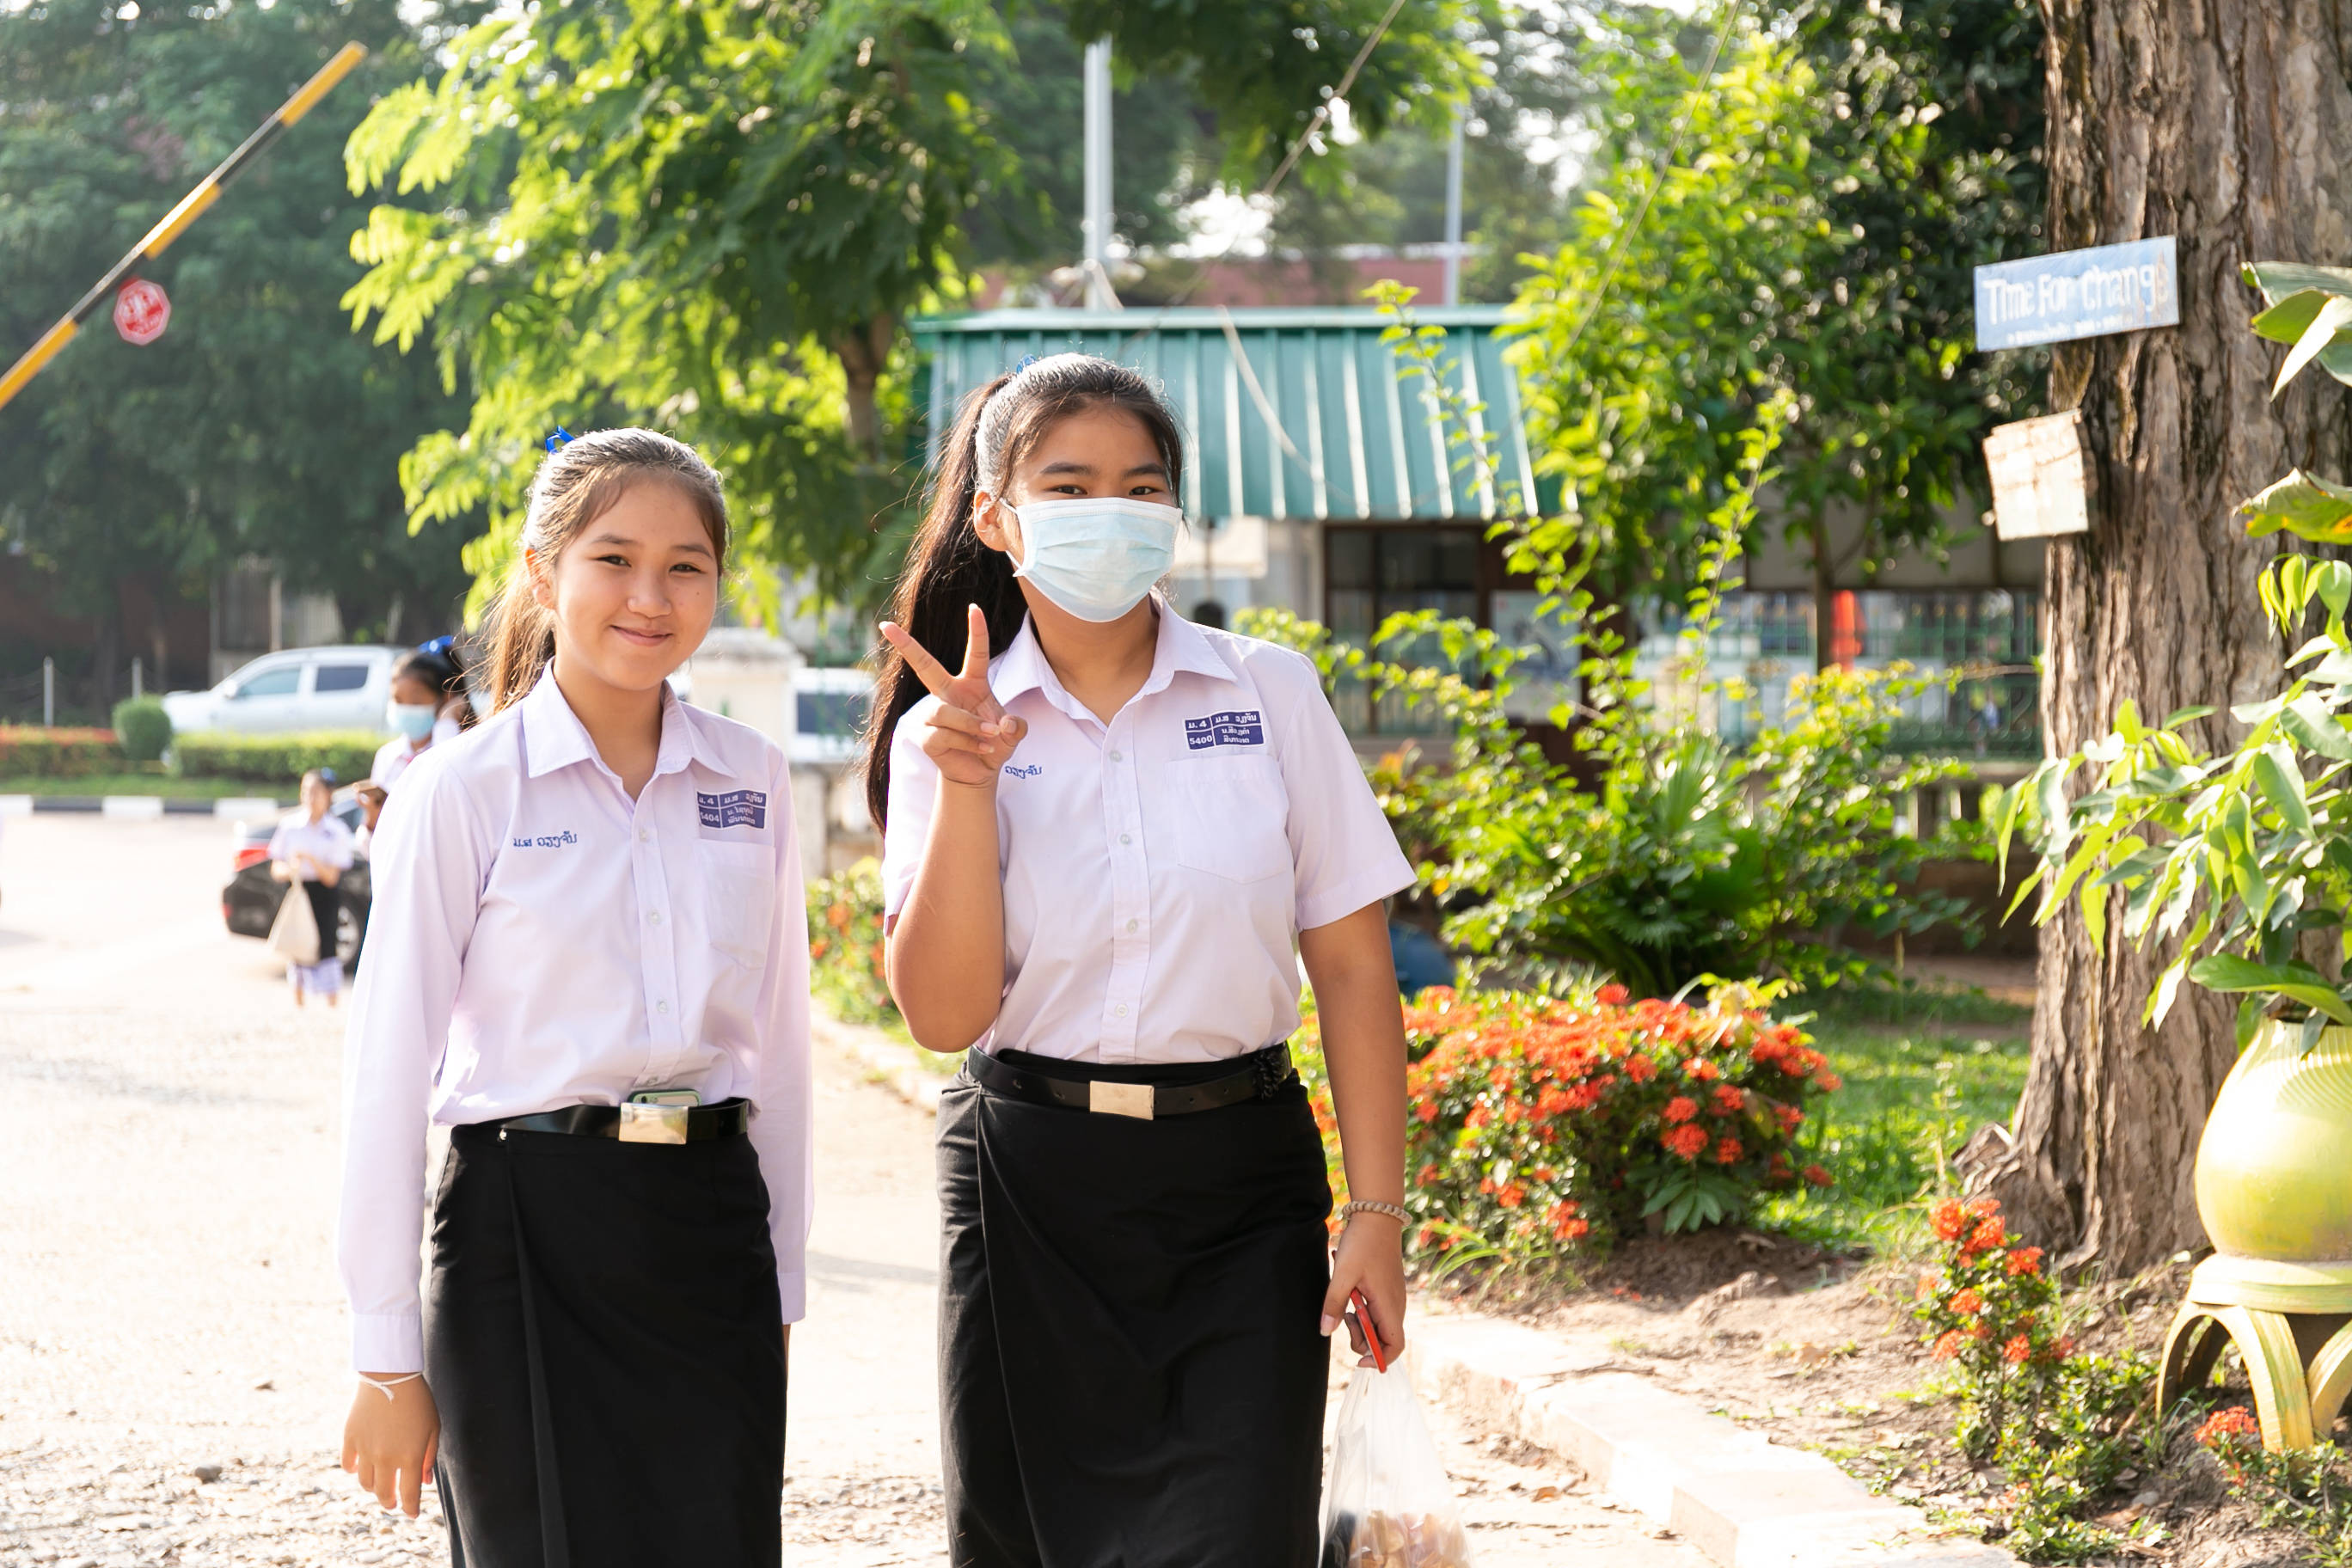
[1948,1288,1983,1316]
[2002,1335,2033,1365]
[1626,1055,1658,1084]
[1969,1215,2006,1252]
[1596,983,1630,1005]
[1929,1199,1968,1240]
[1712,1085,1747,1116]
[2196,1406,2259,1448]
[1663,1124,1710,1161]
[2005,1246,2043,1277]
[1931,1330,1966,1360]
[1663,1096,1700,1124]
[1802,1164,1833,1187]
[1714,1136,1744,1165]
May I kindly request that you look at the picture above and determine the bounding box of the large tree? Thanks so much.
[342,0,1479,617]
[0,0,482,702]
[1969,3,2352,1271]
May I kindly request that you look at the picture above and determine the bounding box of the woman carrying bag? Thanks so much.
[869,353,1416,1568]
[269,767,355,1006]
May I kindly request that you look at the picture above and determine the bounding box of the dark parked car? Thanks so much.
[223,788,371,972]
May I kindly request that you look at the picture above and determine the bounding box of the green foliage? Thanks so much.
[0,726,124,779]
[173,730,382,784]
[2197,1417,2352,1565]
[807,859,895,1027]
[0,0,482,658]
[1914,1197,2156,1561]
[342,0,1480,619]
[110,697,172,763]
[1504,8,2040,598]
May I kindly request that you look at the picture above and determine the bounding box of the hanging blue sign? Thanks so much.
[1975,237,2179,351]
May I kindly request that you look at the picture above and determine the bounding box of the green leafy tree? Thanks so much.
[341,0,1479,616]
[1507,9,2041,640]
[0,0,482,702]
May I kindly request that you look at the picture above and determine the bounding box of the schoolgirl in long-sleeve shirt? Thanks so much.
[338,428,812,1568]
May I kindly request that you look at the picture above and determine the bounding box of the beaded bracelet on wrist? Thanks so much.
[1340,1199,1411,1226]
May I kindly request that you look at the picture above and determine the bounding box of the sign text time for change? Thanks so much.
[1975,236,2179,352]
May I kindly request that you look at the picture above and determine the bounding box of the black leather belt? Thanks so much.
[964,1044,1295,1120]
[491,1097,750,1145]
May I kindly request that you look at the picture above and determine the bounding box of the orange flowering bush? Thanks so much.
[1301,978,1839,1270]
[1914,1197,2071,1455]
[806,860,895,1026]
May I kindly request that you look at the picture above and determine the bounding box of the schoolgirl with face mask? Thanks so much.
[867,353,1415,1567]
[359,639,479,843]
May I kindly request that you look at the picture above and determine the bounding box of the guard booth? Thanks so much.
[910,306,1573,745]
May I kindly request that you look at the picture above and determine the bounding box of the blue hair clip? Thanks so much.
[544,426,575,453]
[1012,355,1040,375]
[416,634,456,659]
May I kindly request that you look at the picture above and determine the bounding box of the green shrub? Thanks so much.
[0,726,124,779]
[174,731,383,784]
[808,859,895,1026]
[111,697,173,763]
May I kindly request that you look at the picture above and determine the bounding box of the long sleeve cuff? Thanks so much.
[352,1312,425,1375]
[777,1266,805,1325]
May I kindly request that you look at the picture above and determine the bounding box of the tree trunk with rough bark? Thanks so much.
[1969,0,2352,1272]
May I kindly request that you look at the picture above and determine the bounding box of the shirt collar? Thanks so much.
[521,665,720,781]
[991,596,1240,715]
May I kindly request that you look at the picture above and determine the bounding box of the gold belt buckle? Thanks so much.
[1088,1081,1155,1120]
[618,1101,690,1144]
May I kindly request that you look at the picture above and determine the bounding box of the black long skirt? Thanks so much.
[425,1122,787,1568]
[937,1050,1334,1568]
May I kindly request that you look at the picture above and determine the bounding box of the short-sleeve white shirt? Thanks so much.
[267,810,356,879]
[881,603,1414,1064]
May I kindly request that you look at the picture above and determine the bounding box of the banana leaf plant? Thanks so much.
[1999,262,2352,1048]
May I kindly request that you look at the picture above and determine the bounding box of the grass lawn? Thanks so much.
[1758,983,2033,1254]
[0,774,283,800]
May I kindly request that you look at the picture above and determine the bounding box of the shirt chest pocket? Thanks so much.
[699,842,775,968]
[1162,755,1291,884]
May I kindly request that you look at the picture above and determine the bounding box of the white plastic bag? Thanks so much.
[1319,1356,1476,1568]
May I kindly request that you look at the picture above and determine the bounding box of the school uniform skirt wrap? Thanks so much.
[937,1049,1334,1568]
[425,1121,787,1568]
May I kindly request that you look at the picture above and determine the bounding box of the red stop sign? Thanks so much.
[113,279,171,346]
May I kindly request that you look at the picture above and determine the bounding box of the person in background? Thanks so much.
[271,767,356,1008]
[358,638,477,845]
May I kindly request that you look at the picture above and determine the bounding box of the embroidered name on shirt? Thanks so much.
[1003,763,1044,779]
[697,789,768,830]
[511,830,579,848]
[1185,710,1267,750]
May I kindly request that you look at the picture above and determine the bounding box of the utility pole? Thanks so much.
[1442,107,1466,307]
[1081,37,1120,311]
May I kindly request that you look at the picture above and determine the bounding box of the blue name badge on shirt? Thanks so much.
[697,789,768,830]
[1185,710,1267,750]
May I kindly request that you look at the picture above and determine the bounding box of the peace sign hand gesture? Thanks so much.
[879,604,1028,791]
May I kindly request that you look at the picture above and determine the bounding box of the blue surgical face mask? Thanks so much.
[387,701,437,743]
[1008,496,1180,623]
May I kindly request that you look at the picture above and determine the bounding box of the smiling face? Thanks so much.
[972,404,1178,627]
[528,478,720,696]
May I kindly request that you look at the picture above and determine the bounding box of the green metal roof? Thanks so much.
[909,306,1542,523]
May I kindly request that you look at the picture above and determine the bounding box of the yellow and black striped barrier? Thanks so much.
[0,40,368,413]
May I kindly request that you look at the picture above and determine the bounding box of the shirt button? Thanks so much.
[1119,833,1131,845]
[657,1001,671,1015]
[638,829,652,843]
[646,911,662,926]
[1126,918,1138,932]
[1116,1003,1129,1017]
[1109,750,1123,763]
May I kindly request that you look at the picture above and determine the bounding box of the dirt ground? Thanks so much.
[1435,1226,2340,1567]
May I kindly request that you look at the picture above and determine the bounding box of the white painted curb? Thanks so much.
[214,797,279,820]
[99,795,165,820]
[0,794,29,818]
[1411,1314,2018,1568]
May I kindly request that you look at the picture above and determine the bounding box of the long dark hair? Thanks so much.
[861,353,1185,828]
[480,428,729,713]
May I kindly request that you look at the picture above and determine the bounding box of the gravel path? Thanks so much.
[0,814,1706,1567]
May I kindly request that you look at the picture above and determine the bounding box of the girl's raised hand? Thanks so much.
[879,604,1028,790]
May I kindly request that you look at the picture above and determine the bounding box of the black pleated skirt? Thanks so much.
[937,1049,1334,1568]
[425,1121,787,1568]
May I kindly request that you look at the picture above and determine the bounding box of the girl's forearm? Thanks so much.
[886,779,1007,1051]
[1302,910,1409,1208]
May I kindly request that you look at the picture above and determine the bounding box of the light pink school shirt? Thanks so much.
[881,603,1415,1063]
[339,669,812,1373]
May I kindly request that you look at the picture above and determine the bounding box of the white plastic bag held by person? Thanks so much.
[1319,1293,1476,1568]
